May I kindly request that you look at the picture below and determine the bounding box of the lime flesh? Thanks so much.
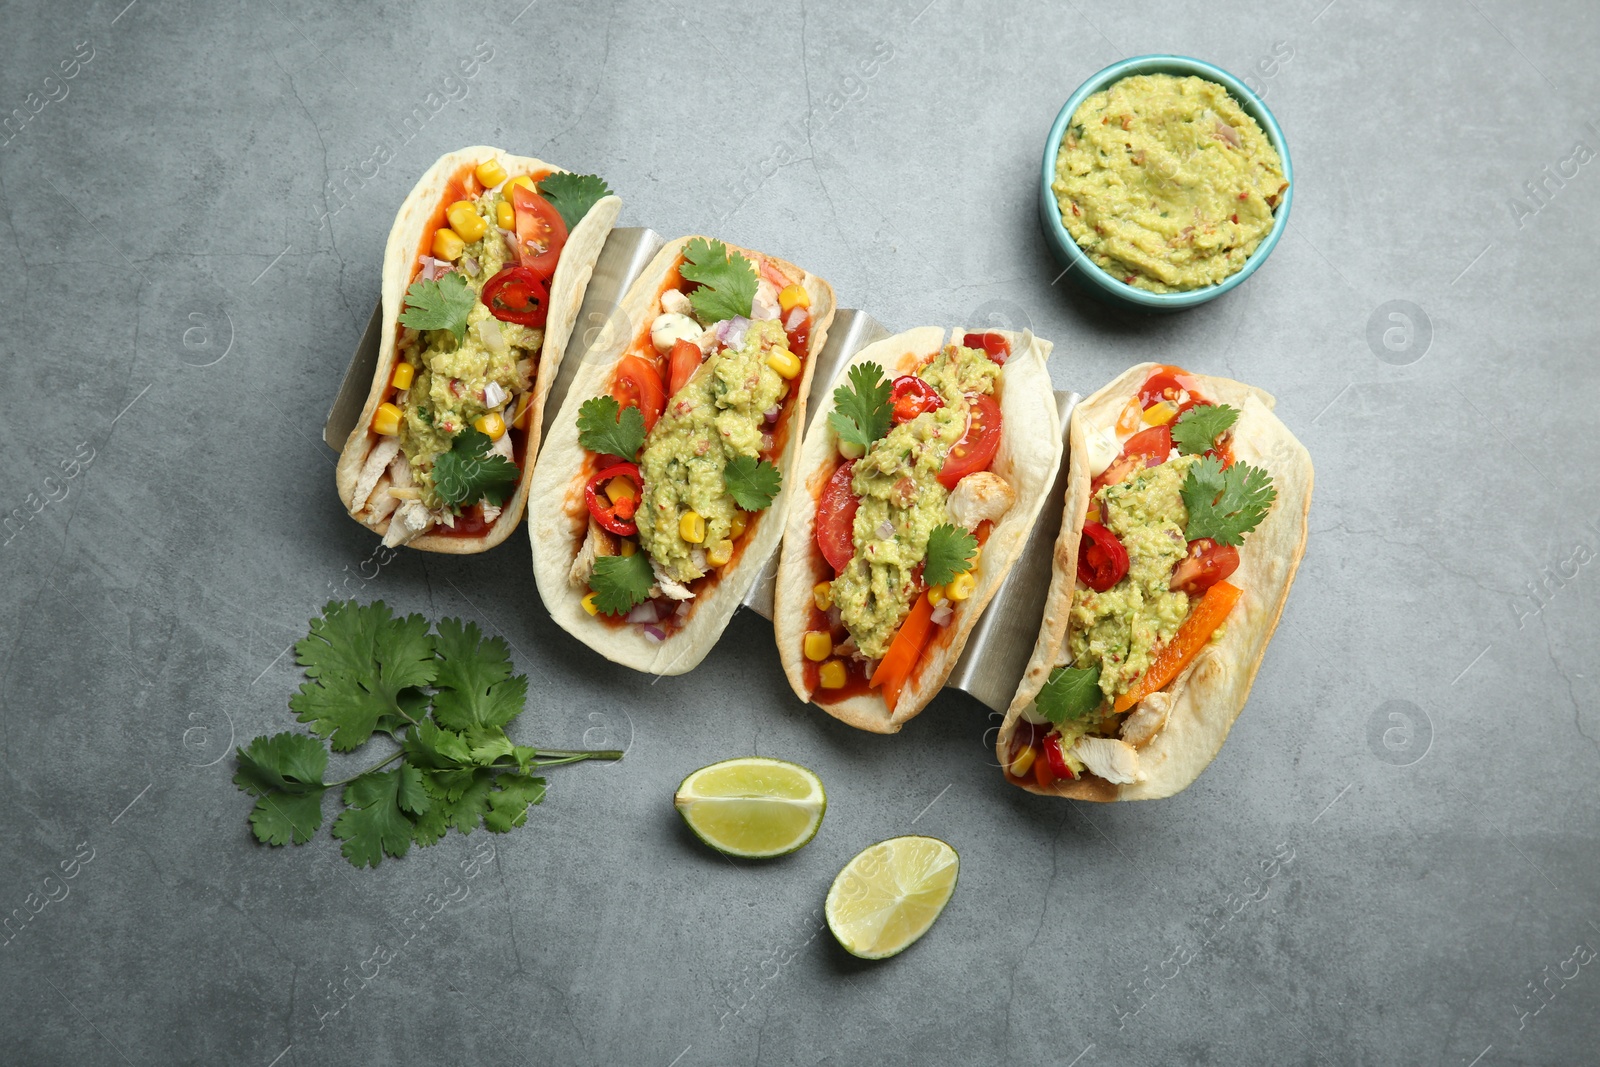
[674,757,826,859]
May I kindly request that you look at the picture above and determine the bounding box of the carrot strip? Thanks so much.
[869,592,937,713]
[1113,580,1242,713]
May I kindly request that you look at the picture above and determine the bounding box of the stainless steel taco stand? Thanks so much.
[326,227,1077,715]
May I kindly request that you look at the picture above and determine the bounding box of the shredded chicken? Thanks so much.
[1120,691,1172,748]
[946,471,1015,531]
[352,438,400,513]
[568,518,615,587]
[1070,736,1144,784]
[751,280,781,321]
[651,559,695,601]
[489,429,514,461]
[383,500,433,548]
[660,289,693,317]
[481,503,502,524]
[368,478,399,524]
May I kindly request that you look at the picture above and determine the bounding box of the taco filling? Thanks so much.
[569,239,814,640]
[1005,365,1277,789]
[349,155,612,546]
[803,334,1017,712]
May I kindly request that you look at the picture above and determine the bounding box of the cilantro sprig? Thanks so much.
[1035,665,1103,726]
[827,361,893,449]
[234,601,621,868]
[577,395,646,459]
[923,523,978,587]
[537,172,612,230]
[723,455,782,511]
[1171,403,1240,456]
[589,551,654,616]
[679,238,757,324]
[1181,456,1276,547]
[432,428,519,509]
[399,272,475,343]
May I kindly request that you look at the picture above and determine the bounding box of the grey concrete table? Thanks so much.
[2,2,1595,1064]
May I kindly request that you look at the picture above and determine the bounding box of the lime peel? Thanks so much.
[674,757,826,859]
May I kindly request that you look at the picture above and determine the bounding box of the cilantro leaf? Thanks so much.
[430,617,526,731]
[248,790,326,847]
[399,272,475,343]
[1035,665,1103,726]
[1182,456,1277,547]
[827,362,893,449]
[332,769,420,868]
[483,774,548,833]
[289,602,436,751]
[589,551,654,616]
[679,238,757,324]
[233,732,328,796]
[923,524,978,587]
[576,394,647,459]
[1171,403,1240,456]
[723,454,782,511]
[538,172,612,230]
[413,769,497,845]
[431,428,520,509]
[402,718,476,769]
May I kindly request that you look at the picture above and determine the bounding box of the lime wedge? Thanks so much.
[673,757,826,859]
[825,836,959,959]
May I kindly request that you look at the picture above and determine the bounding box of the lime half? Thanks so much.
[674,757,826,859]
[825,835,959,959]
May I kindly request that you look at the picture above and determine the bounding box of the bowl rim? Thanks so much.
[1040,53,1294,309]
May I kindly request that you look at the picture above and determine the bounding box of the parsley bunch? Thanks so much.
[234,601,622,868]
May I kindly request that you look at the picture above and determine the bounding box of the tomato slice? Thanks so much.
[1077,522,1130,591]
[612,354,666,433]
[889,376,944,424]
[816,461,860,574]
[1169,538,1240,595]
[937,394,1002,490]
[1042,733,1075,779]
[510,186,568,275]
[962,331,1011,364]
[1094,424,1172,491]
[667,338,702,397]
[480,266,551,328]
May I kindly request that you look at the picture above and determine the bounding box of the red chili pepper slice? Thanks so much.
[889,376,944,424]
[1043,733,1076,780]
[584,462,641,536]
[1077,521,1130,592]
[481,266,552,328]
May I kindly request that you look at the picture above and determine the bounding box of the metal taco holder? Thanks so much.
[325,227,1078,715]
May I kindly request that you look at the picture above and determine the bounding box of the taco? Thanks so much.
[336,146,620,553]
[996,363,1312,800]
[528,236,836,674]
[773,328,1060,732]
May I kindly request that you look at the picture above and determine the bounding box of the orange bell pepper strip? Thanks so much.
[869,591,937,713]
[1113,580,1242,713]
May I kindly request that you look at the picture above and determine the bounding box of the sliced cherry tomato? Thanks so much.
[1077,522,1130,592]
[816,461,860,574]
[962,331,1011,364]
[889,376,944,424]
[1169,538,1240,596]
[1094,424,1172,491]
[1042,733,1076,780]
[480,266,551,328]
[784,309,811,359]
[612,353,666,433]
[584,462,641,537]
[667,338,703,397]
[937,394,1003,490]
[1137,365,1204,414]
[510,185,568,275]
[1033,744,1054,788]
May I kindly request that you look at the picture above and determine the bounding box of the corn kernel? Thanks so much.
[390,362,415,391]
[947,572,977,601]
[432,227,465,261]
[507,175,537,194]
[606,477,637,504]
[803,631,833,662]
[446,200,488,243]
[371,402,403,436]
[620,540,637,557]
[707,539,734,567]
[778,284,810,312]
[475,158,509,189]
[818,660,848,689]
[970,545,982,565]
[581,592,600,616]
[766,349,802,380]
[812,582,833,611]
[927,585,947,606]
[679,511,706,544]
[1142,400,1178,426]
[495,200,516,230]
[1010,745,1037,779]
[511,394,533,429]
[730,510,748,539]
[474,412,506,440]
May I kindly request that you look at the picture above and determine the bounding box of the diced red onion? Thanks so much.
[877,520,895,539]
[930,602,953,627]
[763,405,781,424]
[627,601,660,625]
[499,227,519,257]
[826,606,842,628]
[675,600,692,619]
[419,255,452,281]
[785,306,807,330]
[642,625,667,643]
[724,316,750,350]
[461,255,480,277]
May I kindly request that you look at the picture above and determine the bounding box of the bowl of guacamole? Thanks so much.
[1039,55,1293,311]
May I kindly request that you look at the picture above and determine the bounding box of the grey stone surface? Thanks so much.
[1,1,1596,1064]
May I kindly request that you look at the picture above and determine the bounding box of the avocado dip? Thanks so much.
[1052,74,1287,293]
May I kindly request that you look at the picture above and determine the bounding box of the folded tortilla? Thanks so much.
[997,363,1313,800]
[528,236,836,675]
[773,327,1060,733]
[335,146,621,553]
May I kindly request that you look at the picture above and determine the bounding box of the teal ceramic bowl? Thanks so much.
[1039,54,1293,311]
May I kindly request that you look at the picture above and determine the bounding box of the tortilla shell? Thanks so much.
[527,236,836,675]
[773,328,1061,733]
[335,146,621,553]
[996,363,1312,800]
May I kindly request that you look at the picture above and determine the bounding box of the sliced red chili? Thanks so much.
[1077,521,1130,592]
[889,376,944,424]
[584,462,641,537]
[481,266,552,328]
[1043,733,1076,780]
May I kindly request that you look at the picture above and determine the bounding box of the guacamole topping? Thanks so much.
[396,189,542,506]
[635,318,791,582]
[831,344,999,659]
[1052,74,1287,293]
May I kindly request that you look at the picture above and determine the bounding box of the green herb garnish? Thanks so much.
[398,272,475,343]
[431,428,519,509]
[538,172,612,230]
[576,395,647,459]
[827,361,893,449]
[923,523,978,587]
[1181,456,1276,547]
[723,454,782,511]
[679,238,757,324]
[588,552,654,616]
[1035,665,1103,725]
[1171,403,1240,456]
